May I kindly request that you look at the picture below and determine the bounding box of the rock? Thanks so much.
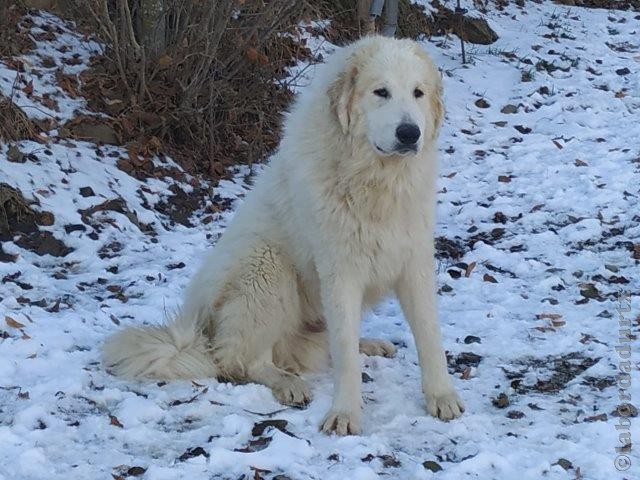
[79,186,95,197]
[616,67,631,75]
[380,455,401,468]
[555,458,573,470]
[475,98,490,108]
[460,17,499,45]
[7,145,25,163]
[423,460,443,472]
[14,232,71,257]
[434,7,498,45]
[64,224,86,234]
[251,419,289,437]
[501,104,518,114]
[0,245,17,263]
[126,466,146,476]
[37,211,55,226]
[68,117,118,145]
[464,335,481,344]
[507,410,525,419]
[177,446,209,462]
[579,283,601,300]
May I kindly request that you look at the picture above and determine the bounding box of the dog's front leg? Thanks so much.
[396,257,465,421]
[318,270,363,435]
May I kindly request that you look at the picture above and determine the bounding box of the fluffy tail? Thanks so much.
[102,315,217,379]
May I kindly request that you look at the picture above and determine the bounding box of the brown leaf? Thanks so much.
[483,273,498,283]
[109,415,124,428]
[5,316,26,329]
[246,47,259,62]
[537,313,566,328]
[574,159,588,167]
[465,261,477,278]
[157,55,173,68]
[22,80,34,95]
[461,366,472,379]
[534,326,556,333]
[552,140,563,149]
[56,72,78,98]
[498,175,511,183]
[531,204,545,212]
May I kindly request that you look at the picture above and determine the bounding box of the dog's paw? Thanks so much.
[272,375,312,408]
[320,409,361,435]
[359,338,397,358]
[425,389,465,421]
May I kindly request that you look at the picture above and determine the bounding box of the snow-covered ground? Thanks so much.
[1,3,639,479]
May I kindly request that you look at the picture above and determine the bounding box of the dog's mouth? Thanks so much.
[394,144,418,155]
[375,144,418,156]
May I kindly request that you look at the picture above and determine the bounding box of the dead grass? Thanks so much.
[0,2,35,59]
[0,183,35,235]
[0,94,40,142]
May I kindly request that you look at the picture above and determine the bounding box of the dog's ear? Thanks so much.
[430,73,445,137]
[411,44,445,137]
[328,66,358,134]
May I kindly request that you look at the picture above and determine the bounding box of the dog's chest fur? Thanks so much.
[325,163,430,286]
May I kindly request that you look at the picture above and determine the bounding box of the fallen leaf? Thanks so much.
[5,316,26,329]
[22,80,34,95]
[109,415,124,428]
[157,55,173,68]
[531,203,545,212]
[465,261,476,277]
[246,47,259,62]
[483,273,498,283]
[492,393,509,408]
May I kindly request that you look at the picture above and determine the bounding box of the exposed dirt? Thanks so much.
[503,352,601,394]
[0,183,72,259]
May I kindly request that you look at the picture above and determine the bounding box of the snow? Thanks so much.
[1,3,640,480]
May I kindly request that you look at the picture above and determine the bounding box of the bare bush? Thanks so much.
[75,0,304,177]
[70,1,434,178]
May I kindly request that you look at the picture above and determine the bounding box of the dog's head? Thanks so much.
[328,37,443,157]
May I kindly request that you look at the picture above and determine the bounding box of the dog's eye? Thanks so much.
[414,88,424,98]
[373,88,389,98]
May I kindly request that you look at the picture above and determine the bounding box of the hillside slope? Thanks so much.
[1,3,639,479]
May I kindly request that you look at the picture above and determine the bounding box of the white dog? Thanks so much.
[103,36,464,435]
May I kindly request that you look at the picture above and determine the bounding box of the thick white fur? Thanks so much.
[103,36,464,435]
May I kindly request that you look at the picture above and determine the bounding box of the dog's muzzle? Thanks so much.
[394,123,420,154]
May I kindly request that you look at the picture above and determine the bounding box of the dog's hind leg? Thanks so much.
[212,245,312,407]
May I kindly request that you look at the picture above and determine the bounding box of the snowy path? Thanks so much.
[1,3,639,479]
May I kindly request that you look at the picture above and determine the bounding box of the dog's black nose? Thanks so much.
[395,123,421,145]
